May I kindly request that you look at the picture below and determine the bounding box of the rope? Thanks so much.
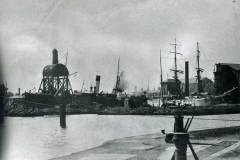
[155,115,240,122]
[190,117,240,122]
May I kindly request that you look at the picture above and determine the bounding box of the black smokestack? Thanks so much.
[185,61,189,96]
[95,75,101,93]
[18,88,21,96]
[52,49,58,64]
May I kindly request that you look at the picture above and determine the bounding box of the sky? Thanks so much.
[1,0,240,93]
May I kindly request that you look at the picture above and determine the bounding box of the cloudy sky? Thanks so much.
[1,0,240,93]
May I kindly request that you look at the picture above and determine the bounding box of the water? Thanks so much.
[2,114,240,160]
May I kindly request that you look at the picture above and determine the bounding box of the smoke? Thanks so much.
[119,71,128,91]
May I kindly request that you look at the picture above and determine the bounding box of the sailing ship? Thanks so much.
[160,40,213,107]
[112,57,126,96]
[182,42,212,107]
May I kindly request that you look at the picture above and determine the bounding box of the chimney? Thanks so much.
[18,88,21,96]
[90,85,93,93]
[185,61,189,96]
[95,75,101,94]
[52,49,58,64]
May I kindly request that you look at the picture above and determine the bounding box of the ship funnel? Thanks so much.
[95,75,101,94]
[18,88,21,96]
[52,48,58,64]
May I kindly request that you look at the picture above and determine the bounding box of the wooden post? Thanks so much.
[60,105,66,128]
[0,84,5,124]
[124,98,129,108]
[185,61,189,96]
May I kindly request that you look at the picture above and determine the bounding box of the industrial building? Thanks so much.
[161,79,183,97]
[214,63,240,94]
[214,63,240,102]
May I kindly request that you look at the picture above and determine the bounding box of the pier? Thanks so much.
[51,126,240,160]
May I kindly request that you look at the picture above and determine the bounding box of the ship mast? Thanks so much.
[117,57,120,79]
[65,48,68,66]
[160,49,163,87]
[170,37,183,97]
[159,49,163,107]
[196,42,203,94]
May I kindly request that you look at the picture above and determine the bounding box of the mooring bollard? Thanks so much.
[174,115,184,132]
[173,132,189,160]
[167,115,198,160]
[173,115,187,160]
[60,105,66,128]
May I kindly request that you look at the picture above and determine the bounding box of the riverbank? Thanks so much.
[51,126,240,160]
[5,102,240,117]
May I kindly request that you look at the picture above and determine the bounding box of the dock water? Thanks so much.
[2,114,240,160]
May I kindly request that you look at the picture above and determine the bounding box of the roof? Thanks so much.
[43,64,69,77]
[162,79,175,83]
[179,78,197,84]
[217,63,240,71]
[162,78,197,84]
[162,79,183,83]
[9,95,24,99]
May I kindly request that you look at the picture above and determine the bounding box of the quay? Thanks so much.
[51,126,240,160]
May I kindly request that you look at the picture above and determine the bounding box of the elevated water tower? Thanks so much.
[38,49,73,96]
